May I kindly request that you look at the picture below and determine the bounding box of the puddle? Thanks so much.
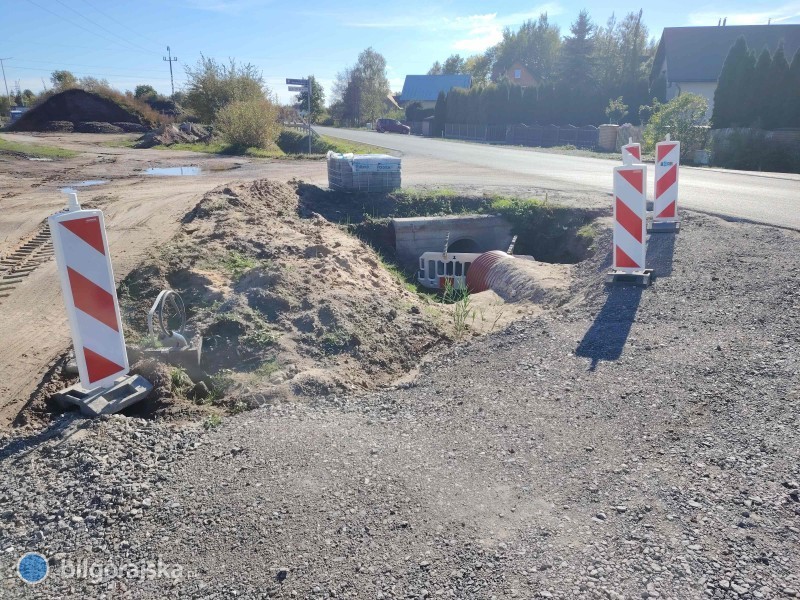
[144,166,202,176]
[28,158,53,162]
[60,180,108,193]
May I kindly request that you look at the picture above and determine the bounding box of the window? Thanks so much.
[437,261,444,276]
[464,262,471,274]
[446,262,454,276]
[455,262,463,277]
[428,260,435,279]
[514,69,521,79]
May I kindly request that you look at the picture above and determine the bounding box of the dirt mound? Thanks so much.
[9,88,154,132]
[42,120,74,132]
[75,121,123,134]
[135,123,210,148]
[119,179,446,412]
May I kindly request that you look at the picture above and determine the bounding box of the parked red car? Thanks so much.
[375,118,410,134]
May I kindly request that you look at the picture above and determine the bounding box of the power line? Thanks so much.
[0,58,11,97]
[52,0,160,57]
[163,46,178,96]
[5,65,177,82]
[79,0,164,47]
[9,59,170,76]
[24,0,160,58]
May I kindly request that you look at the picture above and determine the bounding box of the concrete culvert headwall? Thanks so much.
[392,215,512,267]
[467,251,571,304]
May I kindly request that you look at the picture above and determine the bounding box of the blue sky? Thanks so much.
[3,0,799,104]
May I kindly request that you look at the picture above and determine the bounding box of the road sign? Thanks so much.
[49,194,129,390]
[286,78,308,86]
[654,140,680,222]
[621,142,641,166]
[612,165,647,273]
[287,86,307,92]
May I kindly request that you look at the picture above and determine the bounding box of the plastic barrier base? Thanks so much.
[605,269,653,287]
[55,374,152,416]
[648,221,681,233]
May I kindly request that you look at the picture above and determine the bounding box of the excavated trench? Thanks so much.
[21,180,605,427]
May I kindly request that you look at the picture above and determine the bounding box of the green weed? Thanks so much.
[203,413,222,429]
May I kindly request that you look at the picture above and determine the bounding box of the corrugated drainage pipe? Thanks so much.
[465,250,514,293]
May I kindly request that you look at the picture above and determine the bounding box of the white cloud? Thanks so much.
[344,3,563,53]
[688,2,800,25]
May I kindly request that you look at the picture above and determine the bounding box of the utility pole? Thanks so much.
[0,58,11,99]
[163,46,177,97]
[307,75,312,155]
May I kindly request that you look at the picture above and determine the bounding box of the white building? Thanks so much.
[651,25,800,119]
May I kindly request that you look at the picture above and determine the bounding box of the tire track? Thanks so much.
[0,221,54,303]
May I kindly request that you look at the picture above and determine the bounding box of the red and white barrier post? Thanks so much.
[652,138,681,232]
[621,138,641,166]
[49,193,129,390]
[609,164,651,285]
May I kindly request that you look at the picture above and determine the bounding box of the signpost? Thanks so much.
[286,77,312,154]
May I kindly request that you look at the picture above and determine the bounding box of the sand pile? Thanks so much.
[119,179,446,413]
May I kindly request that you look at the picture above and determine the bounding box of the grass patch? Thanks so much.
[254,358,280,378]
[102,138,137,149]
[318,134,390,155]
[163,141,286,158]
[141,128,390,158]
[220,250,258,279]
[0,136,78,158]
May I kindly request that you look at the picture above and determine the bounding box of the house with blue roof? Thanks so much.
[397,74,472,109]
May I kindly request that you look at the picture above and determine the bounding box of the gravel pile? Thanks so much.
[1,211,798,598]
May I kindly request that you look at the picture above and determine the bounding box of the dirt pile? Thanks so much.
[135,123,210,148]
[119,179,446,412]
[9,89,156,132]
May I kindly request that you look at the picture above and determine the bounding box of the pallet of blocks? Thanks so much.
[327,152,401,193]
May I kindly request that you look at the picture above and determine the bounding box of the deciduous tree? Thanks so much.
[184,55,266,123]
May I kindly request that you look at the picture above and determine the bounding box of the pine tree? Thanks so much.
[560,10,595,85]
[786,49,800,127]
[764,42,790,129]
[433,91,446,136]
[749,47,773,126]
[712,37,748,128]
[559,10,597,125]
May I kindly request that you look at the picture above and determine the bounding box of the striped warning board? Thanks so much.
[654,140,680,221]
[613,165,647,272]
[49,208,128,390]
[621,142,641,166]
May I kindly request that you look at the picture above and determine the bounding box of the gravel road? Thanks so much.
[2,210,798,599]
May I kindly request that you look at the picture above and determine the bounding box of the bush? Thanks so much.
[712,128,800,173]
[184,56,266,123]
[644,93,709,159]
[215,99,280,149]
[277,129,333,154]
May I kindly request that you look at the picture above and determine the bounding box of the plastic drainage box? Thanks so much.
[327,152,401,193]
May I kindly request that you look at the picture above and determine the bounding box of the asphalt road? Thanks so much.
[315,126,800,230]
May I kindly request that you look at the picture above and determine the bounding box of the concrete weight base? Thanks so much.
[55,375,152,417]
